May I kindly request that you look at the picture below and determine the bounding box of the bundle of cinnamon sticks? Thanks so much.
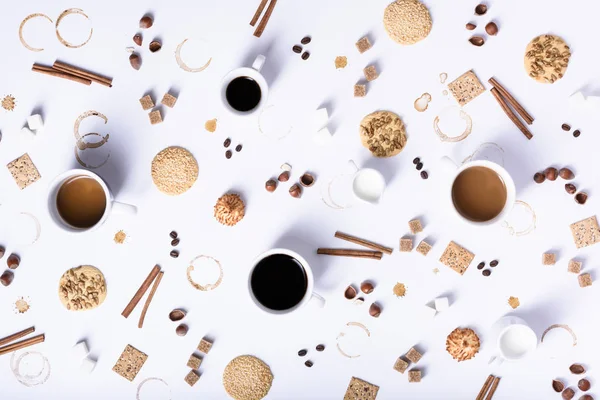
[121,265,164,328]
[476,374,501,400]
[317,231,394,260]
[32,61,113,87]
[489,77,534,140]
[250,0,278,37]
[0,326,45,357]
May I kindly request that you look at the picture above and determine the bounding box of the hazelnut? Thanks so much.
[475,4,488,15]
[265,179,277,192]
[1,270,14,287]
[278,171,290,182]
[360,281,374,294]
[466,23,477,30]
[139,15,153,29]
[561,388,575,400]
[485,22,498,36]
[569,363,586,374]
[565,183,577,195]
[578,378,591,391]
[575,192,588,205]
[559,168,574,180]
[369,303,381,318]
[300,173,315,187]
[133,34,142,46]
[149,40,162,53]
[579,395,593,400]
[552,380,565,393]
[544,167,558,181]
[169,309,186,321]
[7,254,20,269]
[0,246,5,259]
[533,172,545,184]
[344,285,357,300]
[175,323,188,336]
[469,36,485,46]
[289,184,302,198]
[129,53,141,70]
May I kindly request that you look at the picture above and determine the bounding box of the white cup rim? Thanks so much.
[221,67,268,116]
[248,248,314,315]
[497,324,537,361]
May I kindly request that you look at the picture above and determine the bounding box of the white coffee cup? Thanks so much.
[349,160,386,205]
[248,248,325,315]
[489,315,538,365]
[48,169,137,233]
[221,54,268,117]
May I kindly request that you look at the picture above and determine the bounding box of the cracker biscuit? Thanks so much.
[393,357,409,373]
[198,338,213,354]
[416,240,432,256]
[439,241,474,275]
[524,35,570,84]
[7,153,41,190]
[112,345,148,381]
[570,216,600,249]
[344,376,379,400]
[448,70,485,106]
[364,65,379,82]
[359,111,407,158]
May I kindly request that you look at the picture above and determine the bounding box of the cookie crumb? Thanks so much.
[114,230,126,244]
[508,296,520,309]
[205,118,217,132]
[1,95,16,111]
[393,282,406,297]
[335,56,348,69]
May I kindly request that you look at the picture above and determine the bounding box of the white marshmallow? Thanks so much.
[21,127,35,138]
[27,114,44,131]
[71,341,89,360]
[80,357,96,373]
[314,108,329,131]
[313,126,333,145]
[434,297,449,312]
[422,304,437,318]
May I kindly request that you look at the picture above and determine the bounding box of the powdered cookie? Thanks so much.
[223,355,273,400]
[214,193,245,226]
[58,265,107,311]
[359,111,407,158]
[524,34,570,84]
[151,146,198,195]
[383,0,432,45]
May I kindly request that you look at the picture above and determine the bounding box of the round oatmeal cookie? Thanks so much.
[383,0,432,45]
[524,34,570,84]
[446,327,480,362]
[151,146,198,195]
[223,355,273,400]
[359,111,407,158]
[58,265,107,311]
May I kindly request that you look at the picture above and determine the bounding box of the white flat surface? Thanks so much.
[1,0,600,399]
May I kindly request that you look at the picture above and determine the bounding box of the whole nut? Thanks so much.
[129,53,141,70]
[559,168,574,180]
[0,246,4,259]
[552,379,565,393]
[133,34,142,46]
[469,36,485,46]
[561,388,575,400]
[475,4,488,15]
[7,254,20,269]
[169,309,186,321]
[533,172,545,184]
[265,179,277,192]
[139,15,153,29]
[278,171,290,182]
[344,285,357,300]
[575,192,588,205]
[149,40,162,53]
[485,22,498,36]
[466,23,477,30]
[289,184,302,198]
[569,363,586,374]
[579,395,593,400]
[1,270,14,286]
[360,281,374,294]
[175,323,188,336]
[578,378,591,391]
[544,167,558,181]
[369,303,381,318]
[565,183,577,195]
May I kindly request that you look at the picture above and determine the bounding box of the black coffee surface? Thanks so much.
[226,76,261,112]
[251,254,308,311]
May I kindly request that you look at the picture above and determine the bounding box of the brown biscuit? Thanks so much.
[7,153,41,190]
[448,70,485,106]
[570,216,600,249]
[439,241,474,275]
[343,376,379,400]
[112,345,148,381]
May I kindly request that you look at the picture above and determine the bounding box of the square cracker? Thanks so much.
[344,376,379,400]
[187,354,202,369]
[439,241,474,275]
[161,93,177,108]
[570,216,600,249]
[364,65,379,82]
[448,70,485,106]
[7,153,41,190]
[112,344,148,381]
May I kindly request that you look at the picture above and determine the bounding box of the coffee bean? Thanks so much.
[225,150,232,159]
[298,349,307,357]
[170,250,179,258]
[171,238,180,246]
[534,172,545,184]
[544,167,558,181]
[301,51,310,60]
[292,45,302,53]
[7,254,20,269]
[170,231,178,239]
[575,192,588,205]
[235,144,243,152]
[578,378,591,391]
[573,129,581,137]
[477,262,485,270]
[561,388,575,400]
[224,138,231,148]
[416,162,423,170]
[482,269,491,276]
[413,157,420,164]
[316,344,325,352]
[420,171,428,179]
[0,270,14,286]
[561,123,571,131]
[565,183,577,195]
[490,260,499,267]
[301,36,311,45]
[304,360,313,367]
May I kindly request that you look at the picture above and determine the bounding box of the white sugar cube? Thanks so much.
[80,357,96,373]
[313,126,332,145]
[71,341,89,360]
[434,297,449,312]
[27,114,44,131]
[313,108,329,130]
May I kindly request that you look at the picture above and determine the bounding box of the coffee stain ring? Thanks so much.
[19,212,41,245]
[74,133,111,169]
[433,106,473,142]
[55,8,93,49]
[175,39,212,73]
[19,13,53,52]
[186,255,223,291]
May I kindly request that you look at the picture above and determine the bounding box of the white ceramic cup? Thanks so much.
[489,316,538,365]
[349,160,386,205]
[221,54,268,117]
[248,248,326,315]
[48,169,137,233]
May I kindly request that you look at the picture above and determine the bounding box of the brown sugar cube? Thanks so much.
[448,70,485,106]
[343,376,379,400]
[393,357,409,374]
[7,153,41,190]
[197,337,213,354]
[161,93,177,108]
[354,84,366,97]
[355,37,372,54]
[112,344,148,382]
[187,354,203,369]
[408,219,423,234]
[405,347,422,364]
[139,94,154,110]
[184,370,200,386]
[416,240,432,256]
[149,110,162,125]
[439,241,475,275]
[568,259,582,274]
[570,216,600,249]
[542,253,556,265]
[408,369,422,383]
[363,65,379,82]
[578,273,592,288]
[400,238,413,252]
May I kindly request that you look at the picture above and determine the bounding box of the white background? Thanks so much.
[1,0,600,399]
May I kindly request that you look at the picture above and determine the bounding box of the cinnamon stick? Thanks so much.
[476,375,494,400]
[32,64,92,86]
[138,271,164,328]
[484,376,501,400]
[334,231,393,255]
[53,61,112,87]
[253,0,277,37]
[0,334,45,357]
[316,248,383,260]
[490,87,533,140]
[250,0,269,26]
[489,77,533,124]
[0,327,35,347]
[122,265,161,318]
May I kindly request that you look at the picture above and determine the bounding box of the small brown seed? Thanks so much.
[292,45,302,54]
[360,281,374,294]
[316,344,325,352]
[552,379,565,392]
[466,23,477,30]
[544,167,558,181]
[170,231,178,239]
[129,53,141,70]
[490,260,499,267]
[477,262,485,270]
[300,173,315,187]
[171,238,180,246]
[573,129,581,137]
[485,22,498,36]
[482,269,491,276]
[298,349,307,357]
[569,363,586,374]
[225,150,232,159]
[559,168,574,180]
[265,179,277,192]
[224,138,231,148]
[1,270,14,286]
[469,36,485,46]
[301,36,311,45]
[369,303,381,318]
[575,192,588,205]
[278,171,290,182]
[304,360,313,367]
[149,40,161,53]
[7,254,20,269]
[416,162,423,171]
[344,285,357,300]
[301,51,310,60]
[175,323,188,336]
[133,34,142,46]
[420,171,429,179]
[562,123,571,131]
[139,15,153,29]
[475,4,488,15]
[413,157,420,164]
[170,250,179,258]
[565,183,577,195]
[169,309,186,321]
[289,184,302,198]
[562,388,575,400]
[235,144,243,152]
[578,378,591,391]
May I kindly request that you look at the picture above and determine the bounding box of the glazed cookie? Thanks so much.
[524,34,571,84]
[58,265,107,311]
[359,111,407,158]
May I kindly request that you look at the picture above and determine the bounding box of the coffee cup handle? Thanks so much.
[488,355,504,365]
[310,292,326,308]
[252,55,266,73]
[112,201,137,215]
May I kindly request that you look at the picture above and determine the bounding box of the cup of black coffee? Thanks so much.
[249,248,325,315]
[221,54,268,116]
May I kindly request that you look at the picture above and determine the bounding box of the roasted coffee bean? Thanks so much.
[573,129,581,138]
[225,150,232,159]
[490,260,499,267]
[575,192,588,205]
[301,36,311,45]
[534,172,545,183]
[292,45,302,53]
[561,123,571,131]
[416,162,423,170]
[171,238,180,246]
[544,167,558,181]
[316,344,325,352]
[170,231,178,239]
[559,168,574,180]
[578,378,591,391]
[298,349,307,357]
[0,270,14,286]
[477,262,485,270]
[235,144,243,152]
[170,250,179,258]
[561,388,575,400]
[7,254,20,269]
[224,138,231,148]
[301,51,310,60]
[420,171,429,179]
[565,183,577,194]
[482,269,491,276]
[413,157,420,164]
[569,363,586,374]
[304,360,313,367]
